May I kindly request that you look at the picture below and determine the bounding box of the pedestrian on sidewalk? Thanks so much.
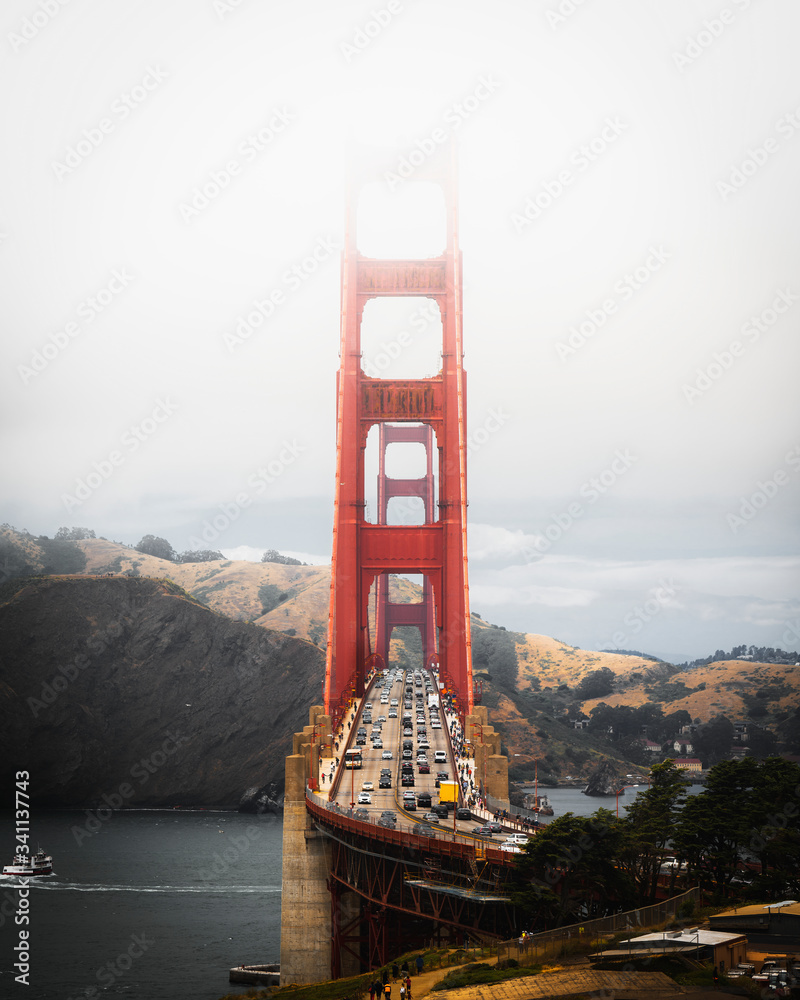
[415,954,423,975]
[383,981,391,999]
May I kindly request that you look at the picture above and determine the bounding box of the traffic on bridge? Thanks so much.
[317,665,525,849]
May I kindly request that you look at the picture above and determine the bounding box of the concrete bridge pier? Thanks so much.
[280,706,336,985]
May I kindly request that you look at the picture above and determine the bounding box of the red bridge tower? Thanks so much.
[323,146,473,723]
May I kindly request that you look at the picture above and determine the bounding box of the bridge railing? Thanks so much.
[306,787,516,862]
[494,887,702,963]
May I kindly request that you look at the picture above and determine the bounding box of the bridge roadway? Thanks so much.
[330,670,476,834]
[319,665,497,841]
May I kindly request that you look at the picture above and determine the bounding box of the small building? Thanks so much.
[640,739,662,753]
[591,927,747,972]
[709,900,800,941]
[674,757,702,772]
[673,739,693,753]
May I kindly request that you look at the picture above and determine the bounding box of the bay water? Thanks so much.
[0,810,283,1000]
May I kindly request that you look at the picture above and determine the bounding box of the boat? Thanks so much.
[3,848,53,876]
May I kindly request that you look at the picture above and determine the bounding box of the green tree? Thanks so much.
[177,549,223,563]
[37,535,87,575]
[511,809,634,927]
[134,535,176,561]
[745,758,800,888]
[692,714,735,767]
[575,667,615,699]
[260,548,303,565]
[621,759,687,903]
[55,526,96,540]
[672,758,759,900]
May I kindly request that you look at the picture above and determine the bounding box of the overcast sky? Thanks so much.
[2,0,798,661]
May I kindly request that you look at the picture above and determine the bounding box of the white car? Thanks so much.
[357,792,371,804]
[434,750,447,763]
[382,750,393,760]
[362,781,374,791]
[499,843,522,853]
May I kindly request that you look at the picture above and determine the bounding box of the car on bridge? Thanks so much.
[472,825,494,837]
[402,750,412,759]
[379,777,391,789]
[357,792,371,804]
[354,807,369,820]
[388,709,397,718]
[434,750,447,763]
[456,807,471,820]
[401,775,415,787]
[361,781,374,791]
[422,812,440,824]
[418,762,430,773]
[372,740,383,749]
[416,792,432,807]
[381,750,393,759]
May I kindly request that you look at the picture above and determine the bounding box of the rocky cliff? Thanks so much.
[0,576,324,808]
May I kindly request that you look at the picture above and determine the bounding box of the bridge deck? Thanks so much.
[311,665,512,847]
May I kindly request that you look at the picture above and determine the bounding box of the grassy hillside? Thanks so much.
[4,527,798,784]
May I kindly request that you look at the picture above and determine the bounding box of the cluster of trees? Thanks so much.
[134,536,224,563]
[586,703,692,745]
[511,758,800,929]
[679,644,799,667]
[260,548,304,566]
[0,526,87,580]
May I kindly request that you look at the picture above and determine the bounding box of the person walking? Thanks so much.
[415,954,423,976]
[712,966,720,990]
[369,981,377,1000]
[405,975,412,999]
[383,981,391,1000]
